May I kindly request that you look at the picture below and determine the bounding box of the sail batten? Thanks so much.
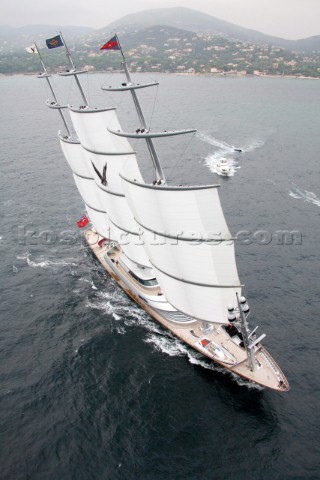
[72,172,93,181]
[82,146,136,156]
[109,218,141,237]
[73,175,105,210]
[96,184,125,197]
[85,205,112,239]
[154,268,241,323]
[59,135,92,177]
[140,229,240,285]
[149,261,243,288]
[121,177,230,237]
[134,217,235,242]
[84,202,106,213]
[110,224,151,268]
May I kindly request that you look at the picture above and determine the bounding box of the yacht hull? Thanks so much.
[85,228,289,393]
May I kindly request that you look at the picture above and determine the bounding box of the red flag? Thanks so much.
[77,215,89,228]
[100,35,120,51]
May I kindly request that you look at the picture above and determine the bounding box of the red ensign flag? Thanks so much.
[77,215,90,228]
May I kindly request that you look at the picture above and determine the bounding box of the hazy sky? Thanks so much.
[2,0,320,40]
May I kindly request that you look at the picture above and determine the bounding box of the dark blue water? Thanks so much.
[1,73,319,479]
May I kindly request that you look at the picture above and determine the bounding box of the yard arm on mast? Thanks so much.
[35,42,71,137]
[58,32,89,107]
[115,34,167,184]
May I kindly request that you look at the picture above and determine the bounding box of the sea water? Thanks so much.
[0,73,319,479]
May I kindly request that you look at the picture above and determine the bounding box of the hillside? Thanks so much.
[0,8,319,76]
[1,7,320,54]
[103,7,320,53]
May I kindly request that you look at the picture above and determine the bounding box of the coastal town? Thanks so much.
[1,25,320,77]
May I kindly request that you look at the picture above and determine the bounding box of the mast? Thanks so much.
[115,35,166,183]
[59,32,89,107]
[35,42,71,137]
[236,293,257,371]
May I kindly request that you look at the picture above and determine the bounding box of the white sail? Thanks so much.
[59,135,92,177]
[85,205,112,239]
[59,135,112,237]
[111,223,150,268]
[152,270,240,323]
[69,106,134,154]
[72,174,104,211]
[68,107,151,268]
[120,180,229,238]
[89,151,143,192]
[122,178,242,323]
[89,151,142,232]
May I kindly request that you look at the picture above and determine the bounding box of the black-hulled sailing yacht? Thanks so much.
[29,33,289,391]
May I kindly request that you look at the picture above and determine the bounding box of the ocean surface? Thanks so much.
[0,72,319,480]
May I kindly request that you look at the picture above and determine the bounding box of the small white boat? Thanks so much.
[216,158,232,176]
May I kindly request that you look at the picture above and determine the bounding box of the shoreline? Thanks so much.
[2,71,319,80]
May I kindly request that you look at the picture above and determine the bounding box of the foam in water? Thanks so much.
[85,298,116,315]
[27,258,51,268]
[198,132,266,177]
[85,289,150,334]
[25,253,78,269]
[79,277,93,284]
[197,131,265,154]
[197,132,236,151]
[288,184,320,207]
[16,252,30,260]
[144,333,187,357]
[86,278,262,389]
[144,328,263,390]
[115,324,126,335]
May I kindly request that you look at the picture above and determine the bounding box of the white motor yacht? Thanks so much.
[216,158,232,176]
